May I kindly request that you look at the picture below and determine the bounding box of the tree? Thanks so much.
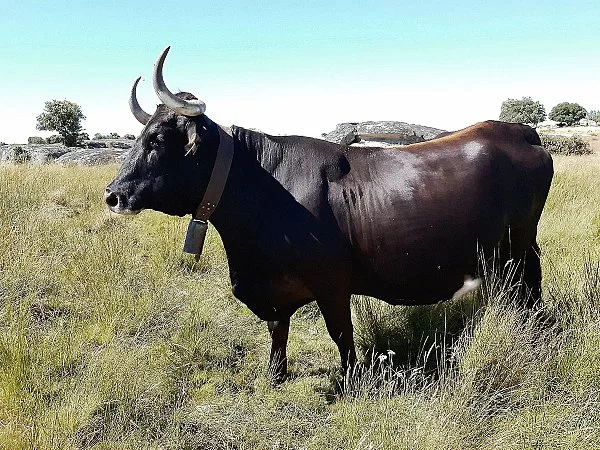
[499,97,546,126]
[36,100,86,147]
[548,102,587,126]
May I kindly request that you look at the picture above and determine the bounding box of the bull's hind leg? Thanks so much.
[498,226,543,309]
[503,227,543,309]
[521,240,542,308]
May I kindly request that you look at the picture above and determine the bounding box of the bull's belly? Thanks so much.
[349,230,499,305]
[355,266,476,305]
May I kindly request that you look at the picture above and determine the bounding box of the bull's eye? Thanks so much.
[148,133,164,149]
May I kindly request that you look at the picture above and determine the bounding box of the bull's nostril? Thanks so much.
[105,190,119,208]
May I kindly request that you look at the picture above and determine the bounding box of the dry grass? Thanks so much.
[0,155,599,449]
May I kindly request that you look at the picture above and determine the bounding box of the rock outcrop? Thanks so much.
[0,144,71,164]
[55,147,130,165]
[322,121,446,146]
[0,139,133,165]
[321,123,360,145]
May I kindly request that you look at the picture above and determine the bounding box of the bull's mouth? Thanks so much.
[108,206,142,215]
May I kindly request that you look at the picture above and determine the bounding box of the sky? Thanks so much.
[1,1,599,143]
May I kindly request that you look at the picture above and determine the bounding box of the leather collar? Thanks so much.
[193,125,234,221]
[183,124,234,260]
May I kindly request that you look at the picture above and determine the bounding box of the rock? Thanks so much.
[30,144,72,163]
[579,118,598,127]
[322,121,446,146]
[109,141,133,149]
[83,141,108,149]
[0,138,134,165]
[0,143,71,163]
[322,123,359,145]
[83,139,133,149]
[54,147,129,165]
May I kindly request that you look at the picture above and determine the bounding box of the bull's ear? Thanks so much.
[184,121,200,156]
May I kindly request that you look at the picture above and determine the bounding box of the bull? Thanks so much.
[105,47,554,380]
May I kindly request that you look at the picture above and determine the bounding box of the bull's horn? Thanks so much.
[153,46,206,116]
[129,77,151,125]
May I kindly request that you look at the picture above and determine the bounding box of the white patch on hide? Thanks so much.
[463,141,483,161]
[452,276,482,300]
[386,151,422,201]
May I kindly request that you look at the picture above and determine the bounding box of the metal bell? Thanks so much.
[183,219,209,260]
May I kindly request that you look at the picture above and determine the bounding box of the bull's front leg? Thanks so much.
[267,318,290,383]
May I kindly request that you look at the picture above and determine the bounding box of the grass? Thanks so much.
[0,154,599,449]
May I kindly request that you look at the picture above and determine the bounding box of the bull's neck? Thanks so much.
[206,126,283,243]
[228,126,283,175]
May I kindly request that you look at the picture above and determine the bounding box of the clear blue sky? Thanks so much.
[1,0,599,143]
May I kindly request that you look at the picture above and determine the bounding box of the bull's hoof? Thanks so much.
[268,370,287,386]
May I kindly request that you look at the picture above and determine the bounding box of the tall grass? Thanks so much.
[0,155,599,449]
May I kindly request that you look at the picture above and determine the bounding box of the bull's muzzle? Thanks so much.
[104,188,119,208]
[104,187,139,215]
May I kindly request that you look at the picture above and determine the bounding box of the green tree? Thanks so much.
[36,100,86,147]
[499,97,546,126]
[548,102,587,126]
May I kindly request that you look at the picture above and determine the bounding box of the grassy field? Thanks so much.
[1,154,599,449]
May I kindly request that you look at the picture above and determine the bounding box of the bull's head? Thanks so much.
[105,47,222,217]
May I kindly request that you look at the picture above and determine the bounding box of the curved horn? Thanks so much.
[129,77,152,125]
[153,46,206,116]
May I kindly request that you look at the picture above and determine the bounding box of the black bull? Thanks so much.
[106,105,553,379]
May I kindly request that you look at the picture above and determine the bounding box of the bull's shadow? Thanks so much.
[352,292,484,372]
[351,253,530,372]
[307,292,485,403]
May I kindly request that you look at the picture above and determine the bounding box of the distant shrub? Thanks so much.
[549,102,587,126]
[587,110,600,123]
[93,132,125,140]
[46,135,63,144]
[540,134,591,155]
[27,136,45,144]
[123,134,136,140]
[13,146,31,163]
[79,132,90,141]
